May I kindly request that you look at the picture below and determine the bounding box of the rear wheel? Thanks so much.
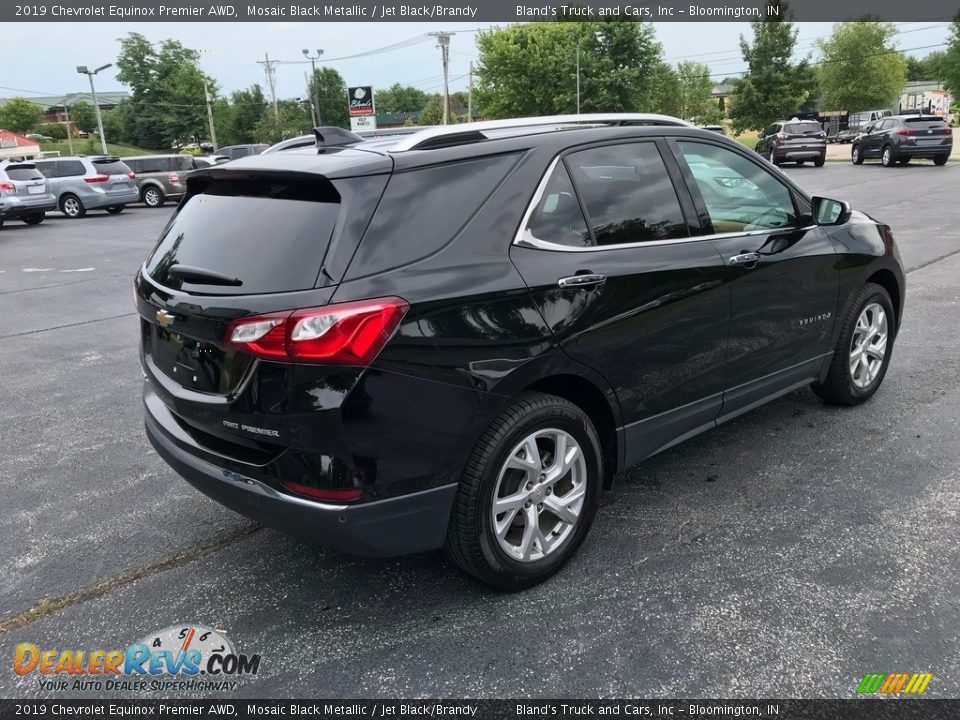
[934,154,949,166]
[446,392,602,590]
[814,155,826,167]
[881,145,896,167]
[105,205,125,214]
[142,186,164,208]
[22,213,45,225]
[851,145,863,165]
[812,282,896,406]
[61,194,85,218]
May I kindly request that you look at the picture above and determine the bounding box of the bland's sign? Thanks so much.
[348,86,374,117]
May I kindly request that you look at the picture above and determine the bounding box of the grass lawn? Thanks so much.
[38,139,154,157]
[734,131,759,150]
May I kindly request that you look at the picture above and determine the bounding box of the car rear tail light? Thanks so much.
[0,181,15,193]
[226,297,409,365]
[281,481,363,502]
[84,174,110,184]
[895,128,918,135]
[127,171,136,180]
[775,133,787,141]
[168,173,180,185]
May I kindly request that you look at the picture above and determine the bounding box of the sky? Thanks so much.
[3,20,953,103]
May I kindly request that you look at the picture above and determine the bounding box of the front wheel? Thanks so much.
[105,205,125,214]
[851,145,863,165]
[812,283,896,406]
[22,213,45,225]
[446,392,602,590]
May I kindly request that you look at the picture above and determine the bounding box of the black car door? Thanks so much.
[668,139,840,421]
[510,140,731,466]
[861,120,888,157]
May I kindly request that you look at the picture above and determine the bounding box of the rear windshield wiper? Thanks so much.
[167,264,242,286]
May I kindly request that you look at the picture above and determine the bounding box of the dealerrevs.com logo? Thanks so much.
[14,625,261,693]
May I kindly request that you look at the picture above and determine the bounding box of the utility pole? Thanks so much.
[304,72,317,126]
[467,61,474,122]
[257,53,280,122]
[576,38,581,115]
[302,49,323,125]
[203,78,218,151]
[61,97,75,155]
[429,31,454,125]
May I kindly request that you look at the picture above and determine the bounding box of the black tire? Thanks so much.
[60,193,86,218]
[22,213,45,225]
[142,186,165,208]
[105,205,125,214]
[767,148,779,166]
[851,145,864,165]
[446,392,603,590]
[812,282,896,406]
[814,155,826,167]
[934,154,949,166]
[881,145,896,167]
[899,157,911,165]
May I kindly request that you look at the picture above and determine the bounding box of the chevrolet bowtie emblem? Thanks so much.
[155,309,175,327]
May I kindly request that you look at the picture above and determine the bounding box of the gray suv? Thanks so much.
[124,155,197,208]
[0,162,57,228]
[32,156,139,218]
[755,119,827,167]
[851,115,953,167]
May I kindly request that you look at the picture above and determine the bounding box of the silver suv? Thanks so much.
[124,155,199,208]
[0,162,57,228]
[32,156,139,218]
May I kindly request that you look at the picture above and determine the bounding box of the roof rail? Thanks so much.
[388,113,693,152]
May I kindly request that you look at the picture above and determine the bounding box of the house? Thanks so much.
[0,129,41,160]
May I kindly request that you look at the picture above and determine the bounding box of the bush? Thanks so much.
[36,123,68,140]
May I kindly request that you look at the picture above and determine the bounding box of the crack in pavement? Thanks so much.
[0,523,263,636]
[0,312,138,340]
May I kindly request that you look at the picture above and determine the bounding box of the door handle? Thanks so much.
[558,273,606,288]
[728,252,761,268]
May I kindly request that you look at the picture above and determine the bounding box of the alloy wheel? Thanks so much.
[491,428,587,563]
[144,188,162,207]
[849,303,888,389]
[63,197,81,217]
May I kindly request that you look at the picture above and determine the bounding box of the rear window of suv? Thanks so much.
[903,117,948,128]
[4,166,44,181]
[92,159,131,175]
[784,122,822,135]
[144,177,341,295]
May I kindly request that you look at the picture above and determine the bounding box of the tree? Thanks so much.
[0,97,43,134]
[420,95,446,125]
[676,61,715,120]
[475,20,665,118]
[727,10,816,132]
[942,15,960,98]
[68,101,97,134]
[817,22,908,112]
[648,62,681,117]
[308,67,349,128]
[254,99,312,143]
[375,83,429,114]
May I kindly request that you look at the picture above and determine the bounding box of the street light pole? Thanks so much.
[76,63,112,154]
[576,38,581,115]
[302,49,323,125]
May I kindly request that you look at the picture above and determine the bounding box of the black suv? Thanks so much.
[755,119,827,167]
[851,114,953,166]
[137,115,905,589]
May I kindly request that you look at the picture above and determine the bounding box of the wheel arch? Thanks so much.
[140,181,164,199]
[866,268,902,329]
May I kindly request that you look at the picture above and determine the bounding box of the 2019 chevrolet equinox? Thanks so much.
[137,115,906,589]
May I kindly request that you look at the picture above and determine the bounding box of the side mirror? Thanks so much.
[812,196,851,226]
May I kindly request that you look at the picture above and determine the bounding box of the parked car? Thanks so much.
[192,155,230,168]
[25,133,54,142]
[124,155,198,208]
[755,119,827,167]
[32,156,139,218]
[216,144,268,160]
[0,161,57,229]
[137,114,905,589]
[851,115,953,167]
[834,124,863,144]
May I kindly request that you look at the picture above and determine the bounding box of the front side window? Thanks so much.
[564,143,688,246]
[678,141,799,234]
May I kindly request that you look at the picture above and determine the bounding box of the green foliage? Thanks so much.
[0,97,43,133]
[101,102,133,144]
[942,15,960,98]
[309,67,349,128]
[676,61,715,120]
[648,62,682,117]
[254,99,312,144]
[68,101,97,134]
[817,22,908,112]
[375,83,429,114]
[474,20,665,118]
[221,85,267,145]
[36,123,68,140]
[728,12,816,133]
[421,95,448,125]
[906,51,945,81]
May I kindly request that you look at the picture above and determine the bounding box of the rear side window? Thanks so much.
[59,160,85,177]
[33,161,57,178]
[173,156,195,171]
[93,159,131,176]
[525,163,591,247]
[565,143,688,245]
[344,153,520,279]
[144,177,341,295]
[4,166,43,181]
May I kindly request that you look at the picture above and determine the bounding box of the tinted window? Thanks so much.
[5,166,44,181]
[566,143,688,245]
[345,153,520,279]
[904,117,947,128]
[144,178,342,295]
[58,160,86,177]
[33,161,57,178]
[525,163,591,247]
[784,122,821,135]
[93,159,131,176]
[678,141,798,234]
[173,156,195,171]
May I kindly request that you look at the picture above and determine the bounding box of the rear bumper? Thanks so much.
[1,196,57,217]
[781,149,825,160]
[144,394,458,557]
[896,144,952,158]
[86,190,140,209]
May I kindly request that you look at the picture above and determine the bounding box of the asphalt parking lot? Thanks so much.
[2,161,960,699]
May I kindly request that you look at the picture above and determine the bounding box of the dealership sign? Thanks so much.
[348,86,374,117]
